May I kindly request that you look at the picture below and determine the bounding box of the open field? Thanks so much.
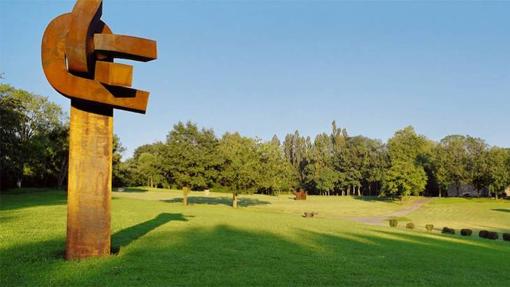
[406,197,510,233]
[113,187,425,219]
[1,188,510,286]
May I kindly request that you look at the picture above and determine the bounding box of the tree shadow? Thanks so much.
[114,187,150,193]
[0,189,66,211]
[111,213,188,253]
[492,208,510,213]
[2,221,510,286]
[351,196,396,202]
[162,196,270,207]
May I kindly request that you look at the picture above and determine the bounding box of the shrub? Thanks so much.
[479,230,489,238]
[442,227,455,234]
[460,229,472,236]
[303,212,318,218]
[389,219,398,227]
[486,231,499,240]
[503,233,510,241]
[425,224,434,232]
[406,223,415,230]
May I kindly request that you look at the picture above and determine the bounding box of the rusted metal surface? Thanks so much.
[65,0,103,75]
[94,61,133,87]
[41,0,157,260]
[41,0,157,113]
[94,34,157,62]
[66,101,112,259]
[294,188,307,200]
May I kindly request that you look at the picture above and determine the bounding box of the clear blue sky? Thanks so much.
[1,0,509,157]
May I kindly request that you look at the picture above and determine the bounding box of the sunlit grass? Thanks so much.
[1,189,509,286]
[405,197,510,233]
[113,187,422,218]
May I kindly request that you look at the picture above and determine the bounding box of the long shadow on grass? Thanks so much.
[81,226,510,286]
[163,196,270,207]
[0,189,66,211]
[351,195,396,202]
[3,223,510,286]
[114,187,150,193]
[492,208,510,213]
[111,213,188,253]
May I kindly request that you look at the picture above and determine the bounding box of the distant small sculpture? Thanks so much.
[303,212,318,218]
[294,188,307,200]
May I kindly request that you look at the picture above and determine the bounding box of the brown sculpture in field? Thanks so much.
[41,0,157,260]
[294,188,307,200]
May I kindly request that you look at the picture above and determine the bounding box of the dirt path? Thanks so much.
[350,198,432,226]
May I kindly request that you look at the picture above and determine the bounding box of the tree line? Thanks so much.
[0,84,123,190]
[120,122,510,199]
[1,84,509,198]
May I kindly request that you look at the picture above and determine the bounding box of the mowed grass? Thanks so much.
[114,187,423,218]
[406,197,510,233]
[1,189,510,286]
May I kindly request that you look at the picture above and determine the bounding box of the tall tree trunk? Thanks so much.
[57,160,68,189]
[232,192,238,208]
[183,187,189,206]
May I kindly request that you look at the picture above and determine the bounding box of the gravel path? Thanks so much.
[350,198,432,226]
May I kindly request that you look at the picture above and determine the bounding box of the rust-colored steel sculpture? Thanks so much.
[41,0,157,260]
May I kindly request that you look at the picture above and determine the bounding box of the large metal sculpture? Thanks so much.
[41,0,157,260]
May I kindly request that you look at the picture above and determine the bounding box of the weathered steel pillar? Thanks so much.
[41,0,157,260]
[66,101,113,259]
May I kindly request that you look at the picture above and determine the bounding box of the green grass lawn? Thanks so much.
[1,188,510,286]
[114,187,423,219]
[406,197,510,233]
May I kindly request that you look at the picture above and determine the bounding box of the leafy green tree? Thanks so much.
[485,147,510,199]
[382,126,428,198]
[163,121,221,190]
[345,136,388,196]
[465,136,489,196]
[256,139,297,195]
[0,84,64,189]
[283,130,311,189]
[42,124,69,188]
[136,152,165,188]
[306,133,338,195]
[433,135,469,196]
[129,142,167,187]
[383,160,427,198]
[329,122,349,195]
[112,135,129,187]
[1,86,25,189]
[218,132,259,206]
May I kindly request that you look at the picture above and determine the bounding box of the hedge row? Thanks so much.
[387,220,510,242]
